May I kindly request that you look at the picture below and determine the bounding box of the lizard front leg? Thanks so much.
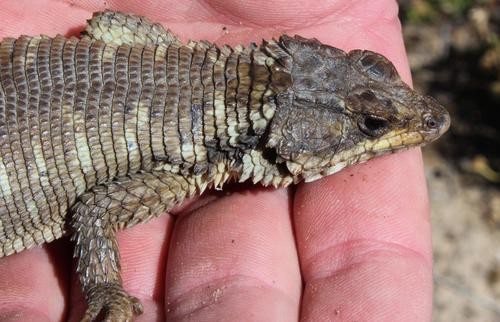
[70,171,195,322]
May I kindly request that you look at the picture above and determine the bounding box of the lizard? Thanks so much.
[0,10,450,322]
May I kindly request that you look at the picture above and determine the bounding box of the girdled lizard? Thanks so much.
[0,11,450,322]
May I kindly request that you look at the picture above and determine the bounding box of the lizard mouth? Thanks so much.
[294,125,449,183]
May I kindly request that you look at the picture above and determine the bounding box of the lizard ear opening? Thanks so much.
[358,115,390,137]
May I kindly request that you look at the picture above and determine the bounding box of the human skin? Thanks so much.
[0,0,433,321]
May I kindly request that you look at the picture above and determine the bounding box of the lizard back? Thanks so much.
[0,35,288,256]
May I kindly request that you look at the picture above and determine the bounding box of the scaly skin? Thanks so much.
[0,10,449,322]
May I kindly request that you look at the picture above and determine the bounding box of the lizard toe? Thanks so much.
[81,283,143,322]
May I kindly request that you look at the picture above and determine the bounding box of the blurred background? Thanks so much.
[399,0,500,321]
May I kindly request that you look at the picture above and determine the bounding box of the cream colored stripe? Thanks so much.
[0,157,12,198]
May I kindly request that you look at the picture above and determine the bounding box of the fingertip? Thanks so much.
[301,254,432,321]
[164,188,301,320]
[0,244,70,322]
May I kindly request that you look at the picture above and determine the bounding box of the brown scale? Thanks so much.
[26,36,65,242]
[189,42,209,174]
[137,45,155,171]
[0,47,13,228]
[28,38,59,225]
[177,45,195,166]
[49,36,76,211]
[213,46,230,152]
[61,37,87,196]
[111,44,132,176]
[74,39,97,188]
[99,43,119,179]
[87,40,108,184]
[249,49,272,135]
[0,38,23,248]
[150,44,168,161]
[224,49,240,148]
[124,45,143,173]
[164,44,182,164]
[0,38,32,246]
[9,37,37,221]
[38,37,66,223]
[235,48,253,146]
[201,45,218,152]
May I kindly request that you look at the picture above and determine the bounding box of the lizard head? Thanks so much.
[265,35,450,182]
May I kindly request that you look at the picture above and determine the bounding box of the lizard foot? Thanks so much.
[81,283,143,322]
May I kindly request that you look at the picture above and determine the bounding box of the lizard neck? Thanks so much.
[153,40,293,181]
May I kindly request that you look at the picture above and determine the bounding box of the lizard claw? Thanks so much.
[80,283,143,322]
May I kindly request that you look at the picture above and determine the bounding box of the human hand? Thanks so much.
[0,0,432,321]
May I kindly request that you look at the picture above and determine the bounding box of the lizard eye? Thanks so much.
[358,115,389,137]
[424,114,438,129]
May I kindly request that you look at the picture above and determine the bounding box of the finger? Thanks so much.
[165,188,301,320]
[156,0,325,318]
[0,1,91,37]
[0,243,71,322]
[292,1,433,320]
[296,151,432,321]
